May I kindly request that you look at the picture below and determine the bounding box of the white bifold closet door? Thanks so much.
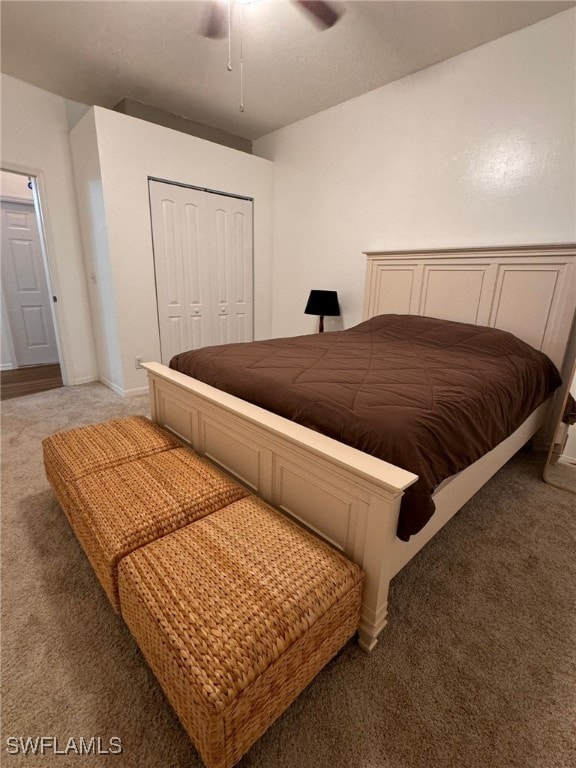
[149,180,253,365]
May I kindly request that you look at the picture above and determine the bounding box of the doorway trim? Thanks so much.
[1,163,69,385]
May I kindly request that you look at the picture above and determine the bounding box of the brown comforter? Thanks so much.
[170,315,561,540]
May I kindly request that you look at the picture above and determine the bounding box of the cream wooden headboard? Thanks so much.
[363,244,576,371]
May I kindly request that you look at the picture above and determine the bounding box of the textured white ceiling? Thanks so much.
[1,0,573,139]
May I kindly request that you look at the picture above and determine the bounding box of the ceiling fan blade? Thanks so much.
[293,0,341,29]
[200,0,228,39]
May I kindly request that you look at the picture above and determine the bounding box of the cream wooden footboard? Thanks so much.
[143,244,575,651]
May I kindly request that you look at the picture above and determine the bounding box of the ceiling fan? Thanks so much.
[201,0,342,39]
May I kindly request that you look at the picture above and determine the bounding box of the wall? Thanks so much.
[0,74,98,383]
[0,170,33,201]
[0,291,16,370]
[254,10,576,338]
[69,111,122,388]
[114,99,252,154]
[70,107,274,394]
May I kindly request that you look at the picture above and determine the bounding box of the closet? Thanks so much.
[149,180,254,365]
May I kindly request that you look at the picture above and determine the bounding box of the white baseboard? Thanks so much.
[98,375,124,396]
[123,385,149,397]
[70,374,98,386]
[0,363,15,371]
[99,375,148,398]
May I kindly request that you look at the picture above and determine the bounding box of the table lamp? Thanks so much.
[304,290,340,333]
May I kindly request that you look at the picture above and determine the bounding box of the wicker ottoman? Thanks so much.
[43,416,248,608]
[118,495,364,768]
[43,416,180,517]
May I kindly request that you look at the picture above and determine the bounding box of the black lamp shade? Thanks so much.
[304,290,340,317]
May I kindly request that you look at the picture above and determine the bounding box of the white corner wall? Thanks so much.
[69,111,123,389]
[254,10,576,338]
[71,107,274,394]
[0,74,98,384]
[0,170,33,200]
[1,293,16,370]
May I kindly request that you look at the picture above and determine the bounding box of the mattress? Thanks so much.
[170,314,561,540]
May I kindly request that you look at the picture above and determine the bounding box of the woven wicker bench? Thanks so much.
[43,415,364,768]
[43,416,248,608]
[119,495,364,768]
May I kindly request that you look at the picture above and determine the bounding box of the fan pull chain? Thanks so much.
[225,0,246,114]
[227,0,232,71]
[239,2,245,112]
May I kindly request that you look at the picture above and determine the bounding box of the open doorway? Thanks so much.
[1,169,63,399]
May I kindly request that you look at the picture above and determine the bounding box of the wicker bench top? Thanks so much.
[42,416,180,482]
[119,495,364,714]
[43,416,249,608]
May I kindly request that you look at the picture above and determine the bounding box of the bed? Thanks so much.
[142,244,576,651]
[170,313,561,541]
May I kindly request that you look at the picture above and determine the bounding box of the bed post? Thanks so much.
[148,374,159,423]
[355,489,403,651]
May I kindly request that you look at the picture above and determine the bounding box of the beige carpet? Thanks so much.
[1,383,575,768]
[545,459,576,494]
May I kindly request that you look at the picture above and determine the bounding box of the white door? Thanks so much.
[0,201,59,366]
[149,180,253,365]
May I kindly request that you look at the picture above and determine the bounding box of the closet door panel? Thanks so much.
[149,193,186,365]
[182,200,210,356]
[150,181,252,363]
[209,197,253,346]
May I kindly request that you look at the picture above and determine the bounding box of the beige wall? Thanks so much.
[71,107,274,394]
[113,99,252,154]
[255,10,576,338]
[0,74,97,384]
[0,170,33,201]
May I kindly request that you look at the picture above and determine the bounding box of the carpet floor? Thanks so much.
[1,383,575,768]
